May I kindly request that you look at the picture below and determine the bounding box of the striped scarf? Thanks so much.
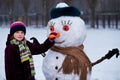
[10,39,35,76]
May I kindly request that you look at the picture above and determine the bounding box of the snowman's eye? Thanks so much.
[63,25,69,31]
[50,26,54,32]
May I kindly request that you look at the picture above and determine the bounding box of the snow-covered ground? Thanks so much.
[0,25,120,80]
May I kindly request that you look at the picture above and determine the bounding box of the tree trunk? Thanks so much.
[90,9,95,28]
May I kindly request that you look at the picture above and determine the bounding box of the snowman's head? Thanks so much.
[47,3,86,47]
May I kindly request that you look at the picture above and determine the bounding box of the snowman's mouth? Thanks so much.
[55,40,65,44]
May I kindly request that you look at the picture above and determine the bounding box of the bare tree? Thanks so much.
[87,0,97,28]
[21,0,30,26]
[0,0,2,8]
[33,0,41,27]
[0,0,2,26]
[41,0,55,26]
[5,0,15,23]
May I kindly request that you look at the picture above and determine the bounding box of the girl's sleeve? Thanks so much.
[27,38,55,55]
[5,46,23,80]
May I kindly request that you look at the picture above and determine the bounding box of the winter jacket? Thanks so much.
[5,34,55,80]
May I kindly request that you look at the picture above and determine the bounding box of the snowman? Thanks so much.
[41,2,119,80]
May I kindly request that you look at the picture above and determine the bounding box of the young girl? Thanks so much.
[5,21,55,80]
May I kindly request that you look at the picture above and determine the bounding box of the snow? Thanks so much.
[0,25,120,80]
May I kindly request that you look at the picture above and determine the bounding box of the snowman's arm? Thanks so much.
[91,48,119,66]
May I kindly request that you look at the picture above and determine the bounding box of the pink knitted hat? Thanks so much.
[10,21,26,35]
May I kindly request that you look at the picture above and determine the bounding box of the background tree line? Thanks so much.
[0,0,120,29]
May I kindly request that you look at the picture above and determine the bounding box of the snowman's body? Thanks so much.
[42,16,91,80]
[42,3,91,80]
[42,50,81,80]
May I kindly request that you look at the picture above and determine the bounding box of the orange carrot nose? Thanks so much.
[49,32,60,39]
[56,32,60,38]
[49,35,56,39]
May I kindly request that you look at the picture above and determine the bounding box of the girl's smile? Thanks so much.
[13,31,25,41]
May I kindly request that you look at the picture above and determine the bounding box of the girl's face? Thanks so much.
[13,31,25,41]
